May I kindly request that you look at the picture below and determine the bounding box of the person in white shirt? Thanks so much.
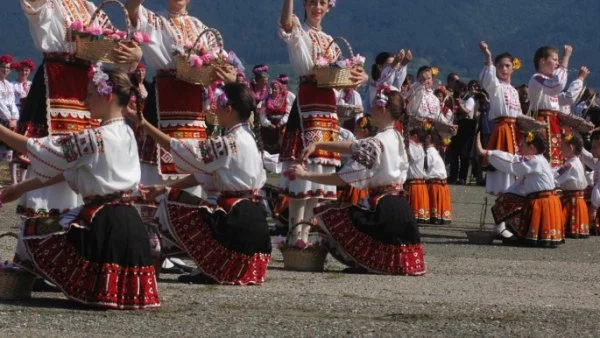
[407,66,441,120]
[290,85,425,276]
[478,41,522,196]
[0,55,19,165]
[528,45,572,167]
[405,128,430,223]
[425,132,452,224]
[365,52,393,112]
[579,131,600,236]
[11,59,35,184]
[555,134,589,238]
[135,83,272,285]
[476,131,564,247]
[0,66,160,309]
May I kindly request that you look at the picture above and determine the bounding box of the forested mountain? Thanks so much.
[3,0,599,86]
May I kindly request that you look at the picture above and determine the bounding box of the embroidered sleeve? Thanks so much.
[338,138,382,189]
[170,135,236,174]
[487,150,540,176]
[532,67,568,96]
[279,15,314,76]
[27,129,103,182]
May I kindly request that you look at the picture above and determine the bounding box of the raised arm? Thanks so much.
[0,174,64,203]
[280,0,294,32]
[0,125,29,154]
[139,118,172,152]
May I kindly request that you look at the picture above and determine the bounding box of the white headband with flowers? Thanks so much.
[89,62,113,96]
[373,84,399,108]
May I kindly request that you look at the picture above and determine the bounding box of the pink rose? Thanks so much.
[70,20,84,32]
[85,25,102,36]
[102,28,114,35]
[133,31,144,43]
[315,56,329,67]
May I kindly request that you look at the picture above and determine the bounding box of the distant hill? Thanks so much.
[4,0,599,87]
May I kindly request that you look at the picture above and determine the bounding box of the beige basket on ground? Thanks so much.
[0,233,36,301]
[280,246,328,272]
[174,28,235,86]
[75,0,133,64]
[313,37,361,89]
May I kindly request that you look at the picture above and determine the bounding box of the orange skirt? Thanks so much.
[487,118,518,154]
[561,191,590,238]
[515,191,564,246]
[338,186,369,205]
[405,180,430,223]
[427,179,452,224]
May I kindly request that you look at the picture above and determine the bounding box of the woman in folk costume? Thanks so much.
[0,66,160,309]
[407,66,442,121]
[289,86,425,276]
[0,56,19,166]
[259,81,291,155]
[251,65,270,108]
[478,41,522,196]
[18,0,141,217]
[554,133,589,238]
[476,132,564,247]
[365,52,393,113]
[279,0,368,244]
[527,45,572,168]
[133,83,271,285]
[425,132,452,224]
[405,128,430,223]
[277,73,297,107]
[579,131,600,235]
[12,59,35,113]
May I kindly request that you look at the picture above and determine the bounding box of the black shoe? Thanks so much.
[32,278,60,292]
[177,273,216,284]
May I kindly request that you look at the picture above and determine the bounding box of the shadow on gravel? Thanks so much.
[0,298,106,311]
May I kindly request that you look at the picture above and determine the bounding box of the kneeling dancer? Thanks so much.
[0,66,160,309]
[140,83,272,285]
[290,86,426,275]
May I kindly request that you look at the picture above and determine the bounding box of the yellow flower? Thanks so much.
[424,121,433,131]
[431,66,440,77]
[512,58,522,71]
[525,131,535,143]
[564,133,574,143]
[442,138,452,146]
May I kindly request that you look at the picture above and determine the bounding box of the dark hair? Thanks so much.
[428,132,442,148]
[386,91,405,120]
[591,130,600,143]
[409,128,427,144]
[467,80,479,91]
[494,52,514,65]
[417,66,432,79]
[223,83,255,121]
[453,81,468,98]
[564,134,584,155]
[252,64,268,80]
[371,52,392,81]
[446,72,459,83]
[403,74,414,87]
[101,68,142,122]
[524,132,546,154]
[533,46,558,71]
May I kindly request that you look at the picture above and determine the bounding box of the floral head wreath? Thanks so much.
[253,65,269,76]
[216,89,229,108]
[512,58,522,71]
[563,133,574,143]
[89,62,113,97]
[525,131,535,144]
[373,84,399,108]
[19,59,36,70]
[0,55,13,66]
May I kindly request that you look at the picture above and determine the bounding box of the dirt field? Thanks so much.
[0,181,599,337]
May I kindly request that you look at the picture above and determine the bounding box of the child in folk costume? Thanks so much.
[279,0,368,245]
[580,131,600,235]
[476,132,564,246]
[528,45,572,167]
[289,86,425,275]
[259,81,291,154]
[376,49,412,90]
[134,83,271,285]
[425,132,452,224]
[555,134,589,238]
[434,87,454,125]
[407,66,442,121]
[405,128,430,223]
[18,0,141,217]
[12,59,35,184]
[0,66,160,309]
[251,65,270,107]
[478,41,522,196]
[0,56,19,165]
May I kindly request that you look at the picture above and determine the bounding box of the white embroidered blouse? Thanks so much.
[169,123,266,193]
[553,156,588,191]
[337,128,408,189]
[479,65,521,120]
[487,151,555,196]
[27,118,141,198]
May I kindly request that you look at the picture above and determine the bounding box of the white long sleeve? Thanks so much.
[528,67,568,112]
[479,65,521,119]
[377,65,408,89]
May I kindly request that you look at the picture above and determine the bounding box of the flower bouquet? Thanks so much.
[0,233,36,300]
[71,0,150,65]
[173,28,241,86]
[277,221,329,272]
[313,36,365,89]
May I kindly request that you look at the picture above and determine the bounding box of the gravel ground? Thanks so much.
[0,184,599,337]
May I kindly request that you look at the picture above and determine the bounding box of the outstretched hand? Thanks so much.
[401,50,413,66]
[578,66,591,81]
[0,185,23,204]
[289,163,308,180]
[349,67,368,87]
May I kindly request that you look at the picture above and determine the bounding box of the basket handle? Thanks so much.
[325,36,354,62]
[0,232,18,240]
[88,0,133,37]
[186,28,225,59]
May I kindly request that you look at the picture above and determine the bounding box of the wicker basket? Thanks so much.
[174,28,235,86]
[0,233,36,300]
[557,113,595,133]
[517,115,546,132]
[280,246,328,272]
[313,37,361,89]
[432,119,458,138]
[75,0,134,64]
[336,104,362,119]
